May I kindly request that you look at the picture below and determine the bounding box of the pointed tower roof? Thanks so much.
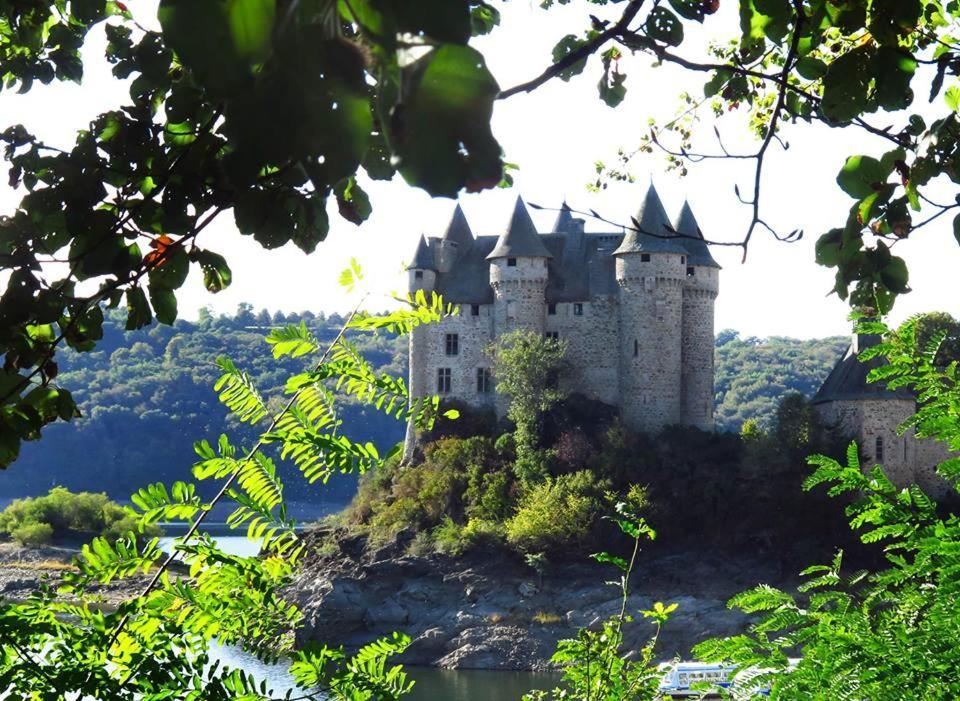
[553,201,577,233]
[674,201,720,268]
[443,204,474,245]
[614,182,686,255]
[487,196,552,260]
[406,235,435,270]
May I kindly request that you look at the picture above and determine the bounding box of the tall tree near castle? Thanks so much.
[2,0,959,466]
[488,330,569,484]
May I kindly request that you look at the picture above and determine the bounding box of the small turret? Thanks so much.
[488,196,550,335]
[436,204,473,273]
[407,234,437,292]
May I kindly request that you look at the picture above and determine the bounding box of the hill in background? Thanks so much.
[0,307,848,502]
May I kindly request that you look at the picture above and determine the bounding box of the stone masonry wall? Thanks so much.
[546,296,620,406]
[681,266,718,430]
[616,253,685,432]
[419,304,496,408]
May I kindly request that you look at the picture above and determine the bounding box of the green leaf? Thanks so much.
[953,213,960,246]
[795,56,827,80]
[227,0,276,62]
[551,35,589,81]
[645,7,684,46]
[821,46,875,122]
[668,0,718,22]
[148,246,190,290]
[836,155,886,199]
[393,45,503,197]
[945,84,960,112]
[125,287,152,330]
[149,284,178,325]
[192,250,233,293]
[873,48,916,111]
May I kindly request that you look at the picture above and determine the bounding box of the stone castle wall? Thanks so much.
[546,297,620,407]
[816,398,950,498]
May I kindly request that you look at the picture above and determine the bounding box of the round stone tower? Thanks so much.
[675,201,720,430]
[487,196,551,336]
[614,183,686,432]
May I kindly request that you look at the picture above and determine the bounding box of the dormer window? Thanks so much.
[415,270,423,279]
[640,254,651,262]
[507,257,517,267]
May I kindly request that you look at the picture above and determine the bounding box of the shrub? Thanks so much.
[506,471,611,553]
[464,464,512,522]
[0,487,160,546]
[405,531,434,557]
[531,611,564,626]
[432,517,466,556]
[10,521,53,547]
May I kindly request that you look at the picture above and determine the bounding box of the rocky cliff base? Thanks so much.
[287,529,801,671]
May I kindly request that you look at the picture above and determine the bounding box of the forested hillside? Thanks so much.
[0,309,849,501]
[713,331,849,432]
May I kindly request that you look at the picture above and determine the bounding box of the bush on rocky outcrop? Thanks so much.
[0,487,161,547]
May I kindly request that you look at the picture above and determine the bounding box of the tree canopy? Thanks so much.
[3,0,960,470]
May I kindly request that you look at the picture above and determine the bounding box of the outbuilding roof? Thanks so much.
[813,334,915,404]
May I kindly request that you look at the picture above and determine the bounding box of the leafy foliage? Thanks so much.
[524,504,670,701]
[0,0,504,467]
[0,283,448,699]
[693,317,960,699]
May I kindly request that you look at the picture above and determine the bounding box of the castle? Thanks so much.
[405,183,720,434]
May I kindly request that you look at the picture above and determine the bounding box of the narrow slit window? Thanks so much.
[634,339,639,357]
[437,368,451,394]
[476,368,492,393]
[875,436,884,463]
[445,333,459,356]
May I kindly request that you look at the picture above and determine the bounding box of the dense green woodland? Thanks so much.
[0,308,849,502]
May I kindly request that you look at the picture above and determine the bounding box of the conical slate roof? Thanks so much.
[613,182,686,256]
[406,235,435,270]
[486,197,552,260]
[674,201,720,268]
[813,334,915,404]
[553,201,577,233]
[443,204,474,244]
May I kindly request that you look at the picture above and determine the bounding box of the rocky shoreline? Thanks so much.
[0,542,153,606]
[287,528,801,671]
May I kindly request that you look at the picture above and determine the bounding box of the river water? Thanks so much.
[158,528,558,700]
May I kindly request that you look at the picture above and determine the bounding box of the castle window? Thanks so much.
[437,368,451,394]
[640,254,651,262]
[634,339,639,357]
[875,436,884,463]
[548,303,557,316]
[681,256,686,265]
[476,368,493,393]
[471,304,480,316]
[415,270,423,279]
[545,331,559,342]
[506,300,517,320]
[687,266,695,277]
[573,303,583,316]
[507,257,517,267]
[445,333,459,356]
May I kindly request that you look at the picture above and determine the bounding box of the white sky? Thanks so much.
[2,1,958,339]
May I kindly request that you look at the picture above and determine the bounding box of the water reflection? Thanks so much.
[209,643,557,701]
